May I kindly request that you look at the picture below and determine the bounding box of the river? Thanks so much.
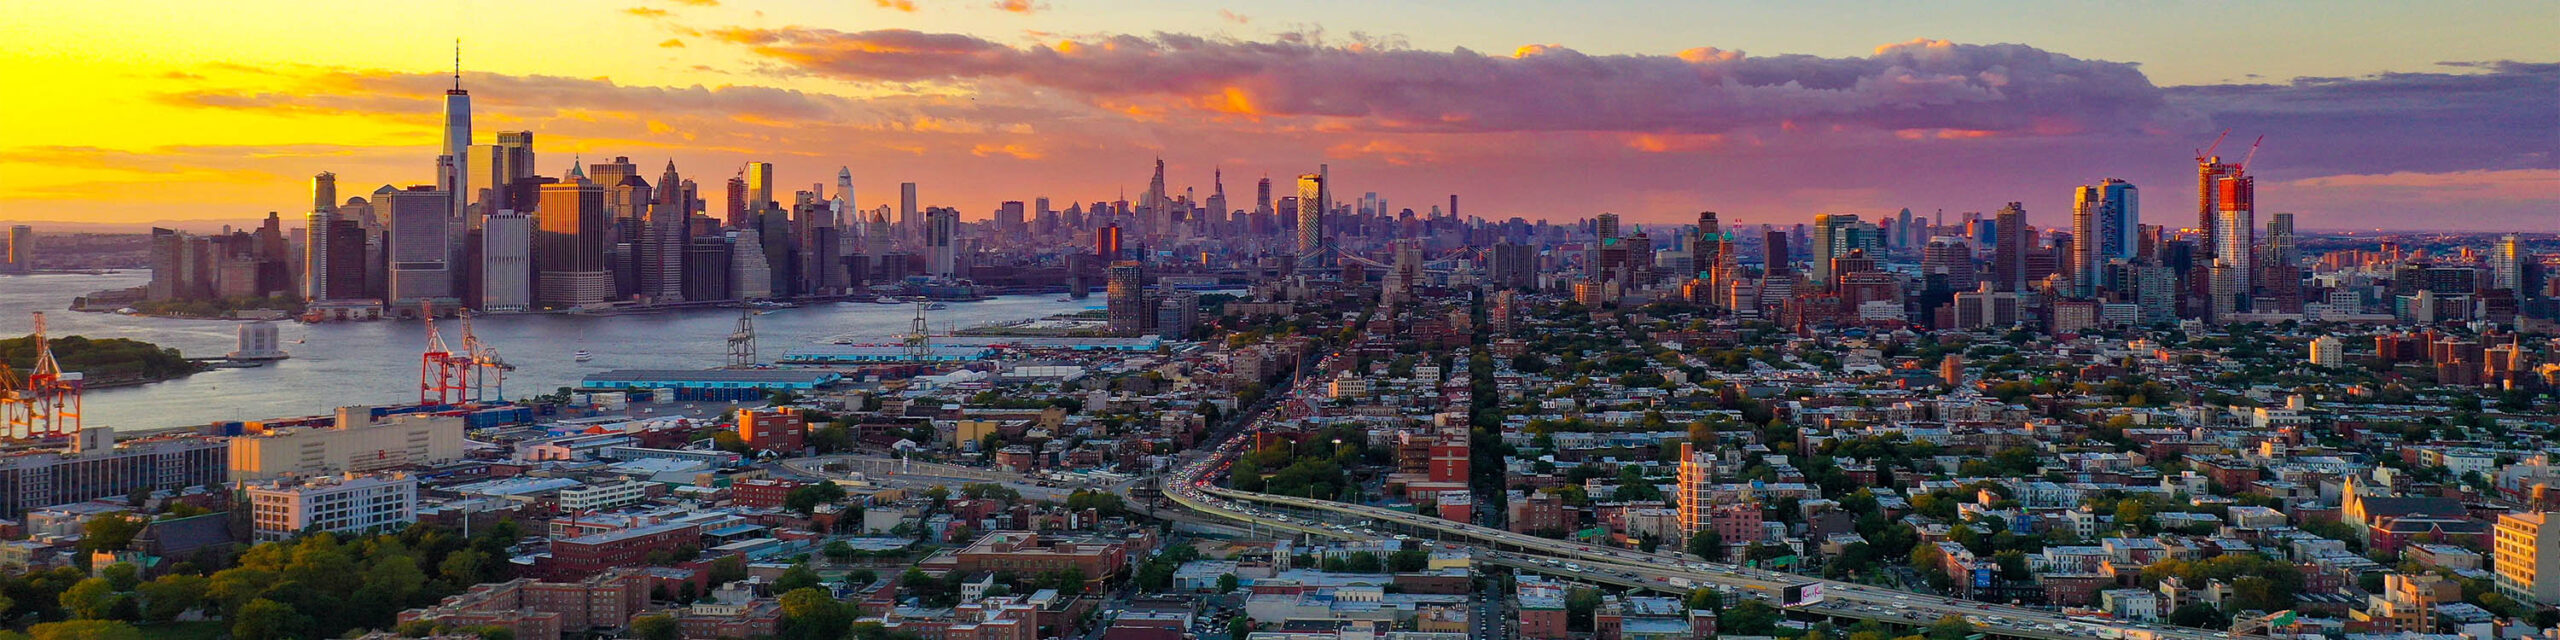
[0,271,1095,432]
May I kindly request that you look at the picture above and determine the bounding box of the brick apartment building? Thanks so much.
[397,568,652,639]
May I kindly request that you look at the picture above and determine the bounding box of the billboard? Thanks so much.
[1972,568,1994,588]
[1781,582,1826,607]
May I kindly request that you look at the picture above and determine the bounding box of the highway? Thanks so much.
[1156,418,2243,640]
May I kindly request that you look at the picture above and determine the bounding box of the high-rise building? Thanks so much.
[534,177,611,308]
[1762,228,1790,275]
[2211,171,2256,317]
[1594,213,1620,240]
[2493,234,2525,292]
[1106,261,1148,335]
[480,210,532,312]
[996,201,1026,236]
[441,51,473,226]
[1992,203,2028,292]
[1295,169,1326,263]
[730,228,772,300]
[1675,443,1712,536]
[834,167,856,241]
[304,173,339,300]
[2197,155,2240,259]
[2071,178,2138,296]
[1094,224,1123,261]
[743,162,774,212]
[1254,176,1273,216]
[2497,512,2560,606]
[1808,213,1863,287]
[899,182,920,238]
[2,225,29,274]
[926,207,959,278]
[1490,242,1537,291]
[385,186,456,305]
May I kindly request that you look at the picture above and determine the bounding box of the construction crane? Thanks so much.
[418,303,470,405]
[2194,128,2231,162]
[2238,135,2265,172]
[2,312,83,439]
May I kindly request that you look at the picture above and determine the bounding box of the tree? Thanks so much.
[1721,601,1781,635]
[1926,614,1977,640]
[776,563,823,593]
[709,554,750,585]
[230,598,303,640]
[1565,588,1603,631]
[780,587,851,640]
[1217,573,1240,593]
[57,578,120,621]
[2168,602,2226,628]
[1388,549,1432,573]
[96,565,139,593]
[1688,530,1724,561]
[630,614,681,640]
[134,574,205,623]
[77,515,144,555]
[1227,616,1251,640]
[25,620,145,640]
[784,482,848,516]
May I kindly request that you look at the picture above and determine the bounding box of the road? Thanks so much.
[1153,376,2245,640]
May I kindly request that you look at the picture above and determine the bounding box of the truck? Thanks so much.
[1667,577,1696,589]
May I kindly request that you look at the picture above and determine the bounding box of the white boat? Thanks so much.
[573,350,594,362]
[923,302,949,310]
[1055,296,1074,302]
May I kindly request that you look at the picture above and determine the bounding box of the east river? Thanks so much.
[0,271,1093,432]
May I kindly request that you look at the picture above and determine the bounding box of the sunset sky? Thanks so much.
[2,0,2552,231]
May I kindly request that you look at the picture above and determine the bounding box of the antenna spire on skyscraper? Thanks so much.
[453,39,462,91]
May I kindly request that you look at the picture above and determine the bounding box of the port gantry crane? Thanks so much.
[457,312,512,402]
[0,312,82,439]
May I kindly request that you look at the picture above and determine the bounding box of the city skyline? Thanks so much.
[3,1,2555,231]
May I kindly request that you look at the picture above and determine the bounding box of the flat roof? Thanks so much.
[585,369,840,384]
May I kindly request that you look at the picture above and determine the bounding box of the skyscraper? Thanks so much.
[926,207,958,278]
[1295,169,1326,263]
[2493,234,2525,292]
[900,182,919,239]
[2,225,30,274]
[643,160,689,302]
[441,46,472,226]
[304,173,338,300]
[1254,176,1273,217]
[743,162,775,212]
[534,176,611,308]
[2198,155,2240,258]
[2071,178,2138,296]
[480,211,532,312]
[1992,203,2028,292]
[2209,170,2256,320]
[1808,213,1863,286]
[1106,261,1148,335]
[834,167,855,242]
[385,186,456,305]
[1594,213,1620,240]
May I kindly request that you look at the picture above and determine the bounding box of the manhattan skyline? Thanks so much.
[3,0,2554,231]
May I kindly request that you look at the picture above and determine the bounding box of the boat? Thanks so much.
[573,350,594,362]
[874,295,904,304]
[1054,296,1074,302]
[923,302,949,310]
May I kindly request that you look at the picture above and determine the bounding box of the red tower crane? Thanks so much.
[457,312,512,402]
[2,312,83,439]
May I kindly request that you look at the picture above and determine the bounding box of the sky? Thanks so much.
[0,0,2553,232]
